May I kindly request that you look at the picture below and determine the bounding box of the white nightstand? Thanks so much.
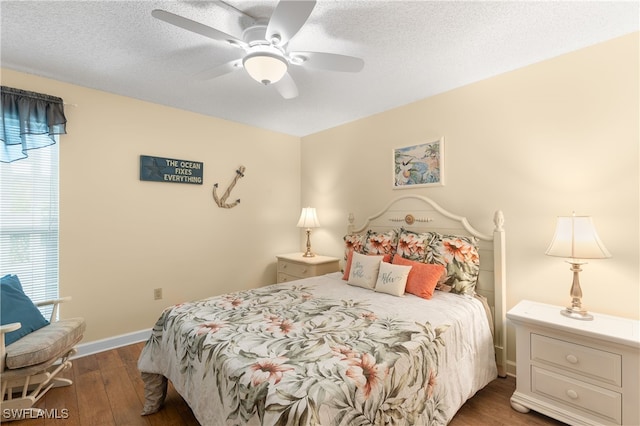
[276,253,340,283]
[507,300,639,426]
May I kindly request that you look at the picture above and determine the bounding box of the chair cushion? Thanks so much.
[5,317,85,369]
[1,274,50,346]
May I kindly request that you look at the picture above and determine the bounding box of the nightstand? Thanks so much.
[507,300,639,426]
[276,253,340,283]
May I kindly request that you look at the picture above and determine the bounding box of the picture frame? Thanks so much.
[393,137,444,189]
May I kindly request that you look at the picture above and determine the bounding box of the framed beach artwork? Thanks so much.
[393,137,444,189]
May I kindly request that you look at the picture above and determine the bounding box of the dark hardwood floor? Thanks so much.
[8,342,565,425]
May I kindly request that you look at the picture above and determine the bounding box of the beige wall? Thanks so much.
[1,69,301,342]
[301,33,639,367]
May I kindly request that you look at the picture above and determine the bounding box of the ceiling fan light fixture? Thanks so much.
[243,52,288,85]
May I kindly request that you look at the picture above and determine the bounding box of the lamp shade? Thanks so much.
[243,53,287,85]
[545,214,611,260]
[297,207,320,228]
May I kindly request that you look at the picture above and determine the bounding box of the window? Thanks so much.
[0,143,59,316]
[1,86,66,318]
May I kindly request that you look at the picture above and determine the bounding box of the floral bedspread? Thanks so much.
[138,273,496,425]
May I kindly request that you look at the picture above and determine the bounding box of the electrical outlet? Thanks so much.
[153,288,162,300]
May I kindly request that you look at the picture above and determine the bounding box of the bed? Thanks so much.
[138,195,507,425]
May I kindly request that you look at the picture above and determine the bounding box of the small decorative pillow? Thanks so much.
[392,254,445,299]
[347,252,384,290]
[396,229,439,262]
[374,261,412,297]
[430,234,480,295]
[1,274,49,346]
[343,250,392,280]
[363,229,398,257]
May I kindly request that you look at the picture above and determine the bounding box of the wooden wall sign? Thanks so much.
[140,155,203,185]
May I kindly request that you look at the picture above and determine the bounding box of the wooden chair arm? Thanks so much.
[35,296,72,322]
[1,322,22,335]
[35,296,72,307]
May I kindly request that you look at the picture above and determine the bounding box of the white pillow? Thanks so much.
[347,252,384,290]
[374,262,412,297]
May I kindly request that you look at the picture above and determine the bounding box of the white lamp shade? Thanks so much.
[243,53,287,85]
[545,215,611,259]
[297,207,320,228]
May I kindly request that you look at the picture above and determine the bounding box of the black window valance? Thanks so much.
[1,86,67,163]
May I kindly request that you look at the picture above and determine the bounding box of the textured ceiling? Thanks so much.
[1,1,638,137]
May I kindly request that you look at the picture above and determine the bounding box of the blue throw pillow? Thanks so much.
[1,274,49,346]
[1,273,23,291]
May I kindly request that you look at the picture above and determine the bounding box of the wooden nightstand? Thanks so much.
[276,253,340,283]
[507,300,639,426]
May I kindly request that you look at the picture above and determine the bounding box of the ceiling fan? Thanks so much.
[151,0,364,99]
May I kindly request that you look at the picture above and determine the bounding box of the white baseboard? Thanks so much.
[74,329,151,359]
[506,359,517,377]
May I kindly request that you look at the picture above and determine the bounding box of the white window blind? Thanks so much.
[0,141,59,317]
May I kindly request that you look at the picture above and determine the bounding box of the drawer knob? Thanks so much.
[283,264,287,268]
[565,354,578,364]
[302,268,308,274]
[566,389,579,400]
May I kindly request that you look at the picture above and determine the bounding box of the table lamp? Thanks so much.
[297,207,320,257]
[545,213,611,320]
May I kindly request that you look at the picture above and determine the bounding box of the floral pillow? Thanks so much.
[363,229,398,257]
[343,233,365,260]
[429,233,480,295]
[396,229,439,262]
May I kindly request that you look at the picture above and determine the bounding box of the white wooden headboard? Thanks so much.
[347,194,507,377]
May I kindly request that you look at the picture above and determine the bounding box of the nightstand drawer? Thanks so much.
[531,333,622,386]
[277,261,312,278]
[531,366,622,425]
[277,272,301,283]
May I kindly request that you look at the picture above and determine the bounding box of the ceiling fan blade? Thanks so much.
[266,0,317,46]
[151,9,245,47]
[194,59,242,80]
[291,51,364,72]
[273,73,299,99]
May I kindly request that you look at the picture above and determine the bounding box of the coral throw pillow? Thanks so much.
[392,254,445,299]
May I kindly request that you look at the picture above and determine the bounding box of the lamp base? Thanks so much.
[559,261,593,321]
[302,228,315,257]
[560,307,593,321]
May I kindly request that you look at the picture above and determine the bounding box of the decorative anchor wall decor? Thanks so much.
[213,166,245,209]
